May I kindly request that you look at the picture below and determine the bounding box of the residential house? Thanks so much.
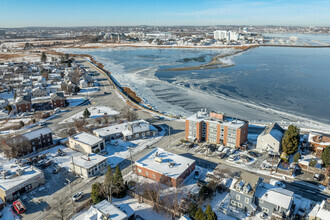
[0,98,8,109]
[68,132,105,154]
[50,92,66,108]
[15,95,31,112]
[185,110,248,148]
[71,154,107,178]
[256,123,285,154]
[229,172,263,214]
[32,88,47,97]
[93,120,158,141]
[308,132,330,158]
[255,183,294,219]
[71,199,129,220]
[135,148,195,187]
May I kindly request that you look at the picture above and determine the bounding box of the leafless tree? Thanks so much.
[51,196,70,220]
[141,182,162,212]
[121,106,137,122]
[73,118,87,132]
[163,189,182,220]
[0,135,32,159]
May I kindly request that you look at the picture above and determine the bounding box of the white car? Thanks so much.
[54,108,61,113]
[270,179,286,188]
[73,192,84,201]
[218,146,224,152]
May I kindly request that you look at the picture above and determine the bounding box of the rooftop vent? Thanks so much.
[155,157,163,163]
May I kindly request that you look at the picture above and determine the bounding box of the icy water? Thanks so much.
[67,45,330,129]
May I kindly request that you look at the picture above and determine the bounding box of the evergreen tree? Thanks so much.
[282,125,300,155]
[205,204,217,220]
[113,165,123,185]
[5,105,12,114]
[104,166,114,202]
[91,182,104,204]
[321,146,330,166]
[187,202,198,217]
[83,108,91,118]
[195,208,206,220]
[41,52,47,63]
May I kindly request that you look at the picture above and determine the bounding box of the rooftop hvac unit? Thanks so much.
[155,157,162,163]
[16,169,25,176]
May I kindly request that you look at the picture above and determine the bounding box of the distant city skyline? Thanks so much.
[1,0,330,28]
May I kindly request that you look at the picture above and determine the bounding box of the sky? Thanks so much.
[0,0,330,27]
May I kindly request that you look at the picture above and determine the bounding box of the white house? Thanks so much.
[71,154,107,178]
[68,132,105,154]
[256,123,285,154]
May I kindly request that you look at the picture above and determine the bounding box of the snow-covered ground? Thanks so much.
[112,196,170,220]
[77,87,99,96]
[60,106,119,124]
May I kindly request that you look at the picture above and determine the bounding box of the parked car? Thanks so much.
[270,179,286,188]
[194,170,200,179]
[36,160,45,167]
[223,148,230,154]
[54,108,61,113]
[229,148,236,154]
[41,160,52,169]
[12,200,26,214]
[197,180,207,187]
[218,145,225,152]
[73,192,84,201]
[228,155,240,162]
[58,149,67,156]
[53,166,61,174]
[218,152,227,159]
[314,173,322,181]
[98,150,108,156]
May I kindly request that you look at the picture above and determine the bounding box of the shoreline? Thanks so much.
[56,47,330,132]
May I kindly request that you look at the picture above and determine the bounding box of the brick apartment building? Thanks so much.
[185,110,248,148]
[50,92,66,108]
[135,148,195,187]
[15,95,31,112]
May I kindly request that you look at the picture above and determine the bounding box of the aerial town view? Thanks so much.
[0,0,330,220]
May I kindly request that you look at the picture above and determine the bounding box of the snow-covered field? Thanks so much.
[60,106,119,124]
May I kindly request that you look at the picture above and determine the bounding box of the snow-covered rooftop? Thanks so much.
[71,154,107,170]
[255,182,293,209]
[135,148,195,179]
[0,165,43,193]
[186,111,247,129]
[70,132,103,146]
[93,120,157,137]
[316,200,330,220]
[22,126,52,140]
[72,199,127,220]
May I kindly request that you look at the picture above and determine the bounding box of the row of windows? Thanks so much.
[138,168,157,179]
[235,194,250,204]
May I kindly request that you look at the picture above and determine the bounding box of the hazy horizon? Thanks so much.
[1,0,330,28]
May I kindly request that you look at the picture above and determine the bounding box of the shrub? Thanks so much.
[309,158,317,167]
[293,152,301,163]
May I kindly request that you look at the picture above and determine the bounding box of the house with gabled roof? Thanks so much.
[50,92,66,108]
[256,123,285,154]
[15,95,31,112]
[229,172,263,214]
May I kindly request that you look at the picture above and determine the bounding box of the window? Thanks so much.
[236,194,240,201]
[262,207,269,214]
[153,174,156,179]
[147,132,150,135]
[142,133,145,137]
[146,171,148,176]
[135,134,139,138]
[231,200,236,206]
[245,198,249,204]
[238,203,243,208]
[138,168,142,173]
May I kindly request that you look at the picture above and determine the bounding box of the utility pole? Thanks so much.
[128,147,134,173]
[66,178,76,213]
[169,125,171,148]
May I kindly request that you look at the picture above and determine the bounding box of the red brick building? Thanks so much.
[15,95,31,113]
[185,110,248,148]
[50,92,66,108]
[135,148,195,187]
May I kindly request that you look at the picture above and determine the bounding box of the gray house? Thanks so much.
[256,123,285,154]
[255,183,294,219]
[229,172,263,214]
